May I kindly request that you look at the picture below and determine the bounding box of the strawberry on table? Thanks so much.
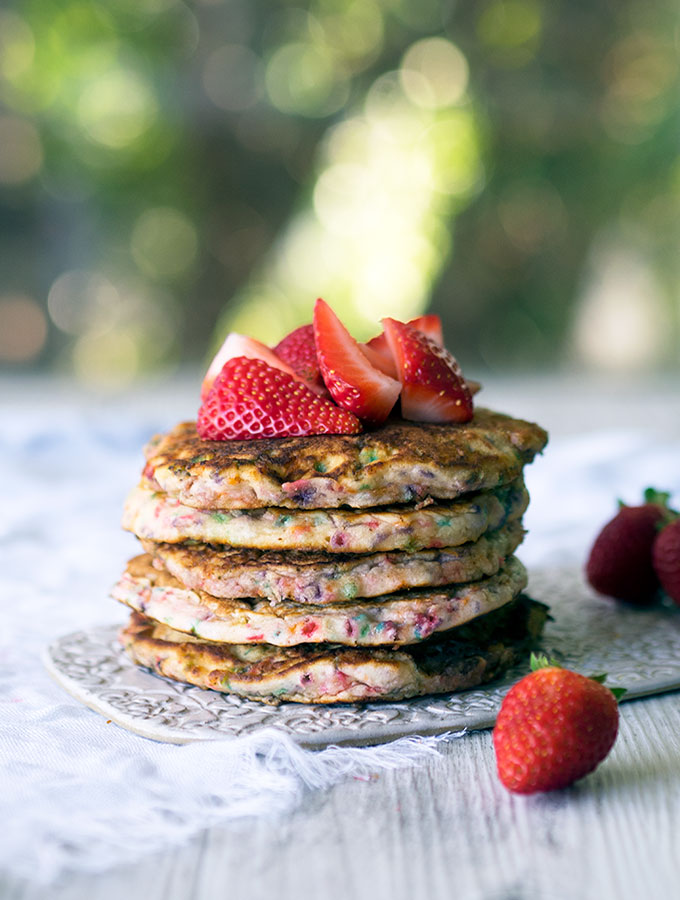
[653,518,680,605]
[313,298,401,425]
[197,357,361,441]
[585,488,676,604]
[493,654,624,794]
[274,323,325,390]
[382,317,473,424]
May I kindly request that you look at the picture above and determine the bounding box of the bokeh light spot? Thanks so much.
[598,38,675,146]
[400,38,468,109]
[319,1,384,70]
[77,68,158,148]
[313,163,371,237]
[572,242,671,371]
[72,330,140,386]
[478,0,542,64]
[202,44,262,112]
[0,11,35,81]
[0,295,47,363]
[265,42,347,117]
[47,270,120,336]
[0,116,43,184]
[131,207,198,279]
[426,112,483,197]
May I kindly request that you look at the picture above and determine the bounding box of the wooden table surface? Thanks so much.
[3,372,680,900]
[5,691,680,900]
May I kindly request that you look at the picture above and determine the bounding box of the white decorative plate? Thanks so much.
[43,569,680,748]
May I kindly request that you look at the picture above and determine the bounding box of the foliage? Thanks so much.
[0,0,678,382]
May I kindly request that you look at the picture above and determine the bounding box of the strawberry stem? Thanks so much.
[529,652,561,671]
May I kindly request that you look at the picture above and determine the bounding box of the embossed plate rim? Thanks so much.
[43,568,680,748]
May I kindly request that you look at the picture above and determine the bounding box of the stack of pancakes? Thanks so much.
[115,409,549,704]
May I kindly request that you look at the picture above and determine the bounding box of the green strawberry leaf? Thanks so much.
[642,487,679,524]
[587,671,627,701]
[643,487,671,506]
[529,652,562,671]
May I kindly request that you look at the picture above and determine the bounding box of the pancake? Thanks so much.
[113,554,528,647]
[119,593,549,704]
[141,409,547,510]
[123,478,528,553]
[140,520,525,604]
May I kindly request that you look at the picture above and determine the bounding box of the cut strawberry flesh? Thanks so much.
[406,314,444,345]
[313,299,401,425]
[201,332,321,400]
[382,317,473,424]
[361,314,444,380]
[358,340,397,378]
[198,357,361,441]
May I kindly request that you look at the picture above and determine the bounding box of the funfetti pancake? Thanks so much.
[139,520,525,605]
[120,593,549,704]
[123,478,528,553]
[141,410,547,511]
[112,554,528,647]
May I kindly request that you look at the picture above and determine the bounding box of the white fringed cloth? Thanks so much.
[2,390,678,883]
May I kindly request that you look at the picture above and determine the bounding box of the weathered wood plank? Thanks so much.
[4,693,680,900]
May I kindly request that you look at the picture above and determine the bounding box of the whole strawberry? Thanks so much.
[585,488,675,604]
[653,518,680,605]
[493,655,624,794]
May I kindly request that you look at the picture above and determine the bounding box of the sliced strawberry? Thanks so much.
[358,339,398,379]
[197,357,361,441]
[382,317,473,424]
[313,299,401,425]
[407,314,444,345]
[361,314,444,379]
[201,333,323,400]
[273,324,326,391]
[358,340,397,378]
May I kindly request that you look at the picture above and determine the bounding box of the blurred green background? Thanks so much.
[1,0,679,386]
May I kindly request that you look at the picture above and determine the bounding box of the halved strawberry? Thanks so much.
[197,357,361,441]
[361,314,444,379]
[313,299,401,425]
[274,324,326,391]
[382,317,473,424]
[201,333,321,400]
